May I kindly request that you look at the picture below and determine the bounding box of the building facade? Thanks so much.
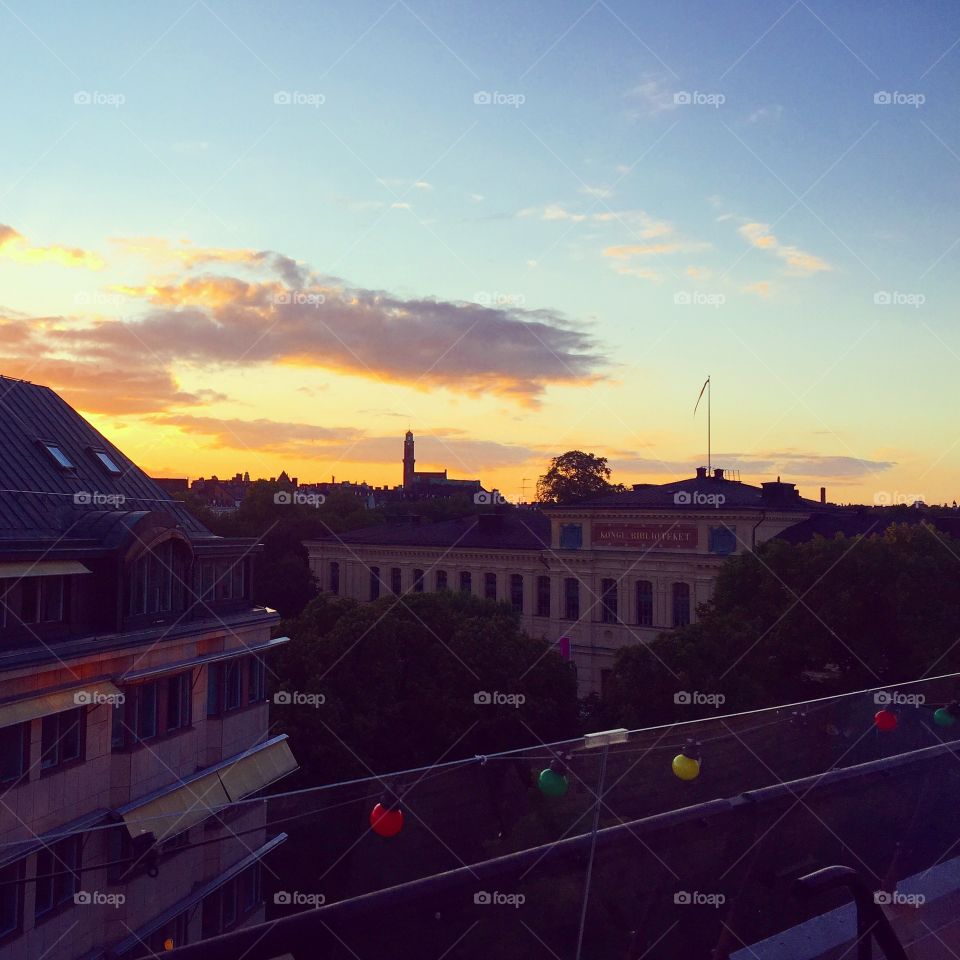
[0,376,296,959]
[306,468,829,695]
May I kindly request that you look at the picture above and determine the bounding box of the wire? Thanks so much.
[2,671,957,851]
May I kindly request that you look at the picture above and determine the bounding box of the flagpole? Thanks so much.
[707,375,711,474]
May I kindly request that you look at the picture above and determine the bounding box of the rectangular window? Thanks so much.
[167,672,192,731]
[559,523,582,550]
[672,582,691,627]
[43,443,73,469]
[232,559,246,600]
[0,723,29,784]
[221,878,238,929]
[34,836,81,920]
[241,863,262,912]
[390,567,402,595]
[484,572,497,600]
[94,450,122,474]
[16,577,66,625]
[369,567,380,601]
[435,570,447,591]
[136,683,159,740]
[225,661,243,711]
[601,578,618,624]
[248,657,267,703]
[636,581,653,626]
[40,708,84,771]
[459,571,472,594]
[0,860,23,940]
[509,574,524,613]
[412,569,424,593]
[206,664,222,718]
[329,561,340,595]
[536,576,551,618]
[563,578,580,620]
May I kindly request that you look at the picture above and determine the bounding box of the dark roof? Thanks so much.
[317,511,549,550]
[774,509,960,545]
[0,375,210,540]
[553,473,828,512]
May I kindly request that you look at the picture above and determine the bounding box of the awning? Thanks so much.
[117,735,298,842]
[0,680,121,730]
[118,636,291,683]
[106,833,288,958]
[0,560,91,579]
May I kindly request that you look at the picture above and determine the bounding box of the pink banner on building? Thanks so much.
[592,523,698,549]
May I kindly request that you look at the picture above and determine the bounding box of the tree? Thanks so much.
[272,591,580,784]
[536,450,622,504]
[601,522,960,727]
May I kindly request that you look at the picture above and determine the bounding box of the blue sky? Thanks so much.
[1,0,958,502]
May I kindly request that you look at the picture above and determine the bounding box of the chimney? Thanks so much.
[820,486,826,504]
[695,466,707,479]
[714,467,725,480]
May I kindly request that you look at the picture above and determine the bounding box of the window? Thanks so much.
[369,566,380,601]
[230,560,246,600]
[136,683,159,740]
[636,580,653,626]
[435,569,447,591]
[202,869,257,938]
[34,836,81,920]
[145,912,189,954]
[166,673,192,731]
[225,661,242,711]
[459,571,472,594]
[484,572,497,600]
[127,541,187,617]
[672,582,691,627]
[93,450,122,474]
[563,578,580,620]
[413,569,424,593]
[0,723,29,784]
[559,523,582,550]
[510,574,524,613]
[601,578,618,623]
[40,708,84,771]
[536,576,551,618]
[207,665,222,718]
[42,443,73,469]
[15,576,65,625]
[329,561,340,595]
[709,525,737,556]
[248,657,267,703]
[390,567,402,595]
[0,860,23,941]
[241,863,263,912]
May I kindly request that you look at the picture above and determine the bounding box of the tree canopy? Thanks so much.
[536,450,623,504]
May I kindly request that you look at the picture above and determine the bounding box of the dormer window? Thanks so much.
[93,450,122,475]
[42,442,74,470]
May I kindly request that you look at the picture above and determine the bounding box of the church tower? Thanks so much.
[403,430,415,489]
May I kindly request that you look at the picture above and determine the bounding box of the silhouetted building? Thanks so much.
[401,431,483,496]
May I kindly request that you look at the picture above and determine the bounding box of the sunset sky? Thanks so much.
[1,0,958,504]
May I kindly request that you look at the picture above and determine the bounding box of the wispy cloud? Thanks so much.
[0,224,103,270]
[738,222,832,276]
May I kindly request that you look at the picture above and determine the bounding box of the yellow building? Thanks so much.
[306,467,827,695]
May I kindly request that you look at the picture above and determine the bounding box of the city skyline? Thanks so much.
[1,0,958,504]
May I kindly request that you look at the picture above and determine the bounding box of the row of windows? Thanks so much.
[0,835,83,940]
[0,708,86,786]
[0,576,67,630]
[334,563,692,627]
